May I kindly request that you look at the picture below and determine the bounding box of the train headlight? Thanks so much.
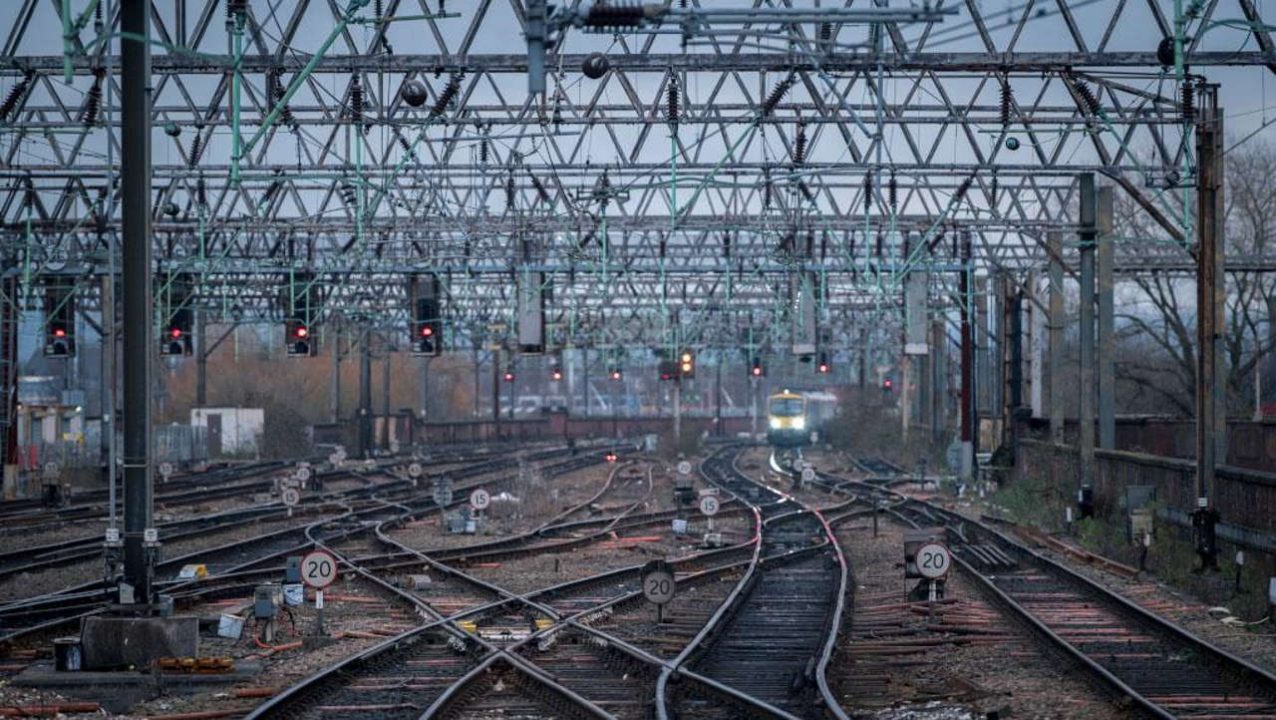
[769,418,782,430]
[792,417,806,430]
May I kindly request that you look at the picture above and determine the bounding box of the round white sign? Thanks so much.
[801,467,816,483]
[916,542,952,580]
[158,462,174,478]
[296,466,312,482]
[281,487,301,507]
[300,550,338,588]
[407,462,423,478]
[677,461,692,476]
[698,495,721,517]
[42,462,60,479]
[469,488,491,511]
[640,561,676,605]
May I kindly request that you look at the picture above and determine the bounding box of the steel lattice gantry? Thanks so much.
[1,0,1274,347]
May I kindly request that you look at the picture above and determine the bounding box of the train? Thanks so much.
[766,389,839,447]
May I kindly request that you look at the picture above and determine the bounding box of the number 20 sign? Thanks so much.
[915,543,951,580]
[640,559,676,605]
[301,550,337,589]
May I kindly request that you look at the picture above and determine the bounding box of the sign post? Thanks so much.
[915,541,951,609]
[698,493,720,532]
[641,559,676,623]
[300,550,337,635]
[281,486,301,518]
[469,488,491,531]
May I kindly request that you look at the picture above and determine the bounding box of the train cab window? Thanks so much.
[769,397,804,416]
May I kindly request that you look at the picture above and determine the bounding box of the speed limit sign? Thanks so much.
[158,462,174,479]
[296,466,312,483]
[916,543,952,580]
[640,560,676,605]
[677,461,692,476]
[469,488,491,511]
[281,487,301,507]
[301,550,337,589]
[407,462,423,479]
[801,467,816,484]
[698,495,720,517]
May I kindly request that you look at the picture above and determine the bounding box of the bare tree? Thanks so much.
[1112,140,1276,417]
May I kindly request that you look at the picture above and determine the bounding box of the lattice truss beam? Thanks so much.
[1,0,1273,346]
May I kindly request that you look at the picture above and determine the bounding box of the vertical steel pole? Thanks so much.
[419,356,429,423]
[1029,271,1045,419]
[959,232,974,481]
[858,327,869,390]
[330,327,341,424]
[581,347,589,415]
[931,319,945,443]
[673,382,682,448]
[1097,187,1116,450]
[195,311,207,407]
[121,0,154,606]
[1078,174,1097,499]
[1009,287,1024,412]
[714,356,722,436]
[472,347,480,418]
[1048,231,1066,444]
[492,351,501,431]
[381,350,391,417]
[1194,84,1224,569]
[99,275,114,474]
[358,333,371,458]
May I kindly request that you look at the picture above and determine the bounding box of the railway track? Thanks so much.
[657,446,850,720]
[817,458,1276,720]
[0,441,562,531]
[0,448,623,646]
[249,458,741,719]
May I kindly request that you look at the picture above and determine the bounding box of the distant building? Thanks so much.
[190,407,264,457]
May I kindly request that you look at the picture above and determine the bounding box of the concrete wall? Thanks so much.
[1015,438,1276,542]
[1030,417,1276,472]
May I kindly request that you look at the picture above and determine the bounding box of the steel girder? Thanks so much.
[1,0,1274,345]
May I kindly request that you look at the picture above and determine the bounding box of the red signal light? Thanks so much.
[818,363,829,374]
[170,327,183,339]
[610,370,622,381]
[503,372,515,382]
[295,326,309,339]
[751,366,762,377]
[53,327,66,338]
[883,379,893,389]
[421,326,433,337]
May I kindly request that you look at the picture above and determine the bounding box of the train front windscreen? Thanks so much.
[769,397,804,417]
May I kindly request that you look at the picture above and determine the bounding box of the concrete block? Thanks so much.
[80,616,199,669]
